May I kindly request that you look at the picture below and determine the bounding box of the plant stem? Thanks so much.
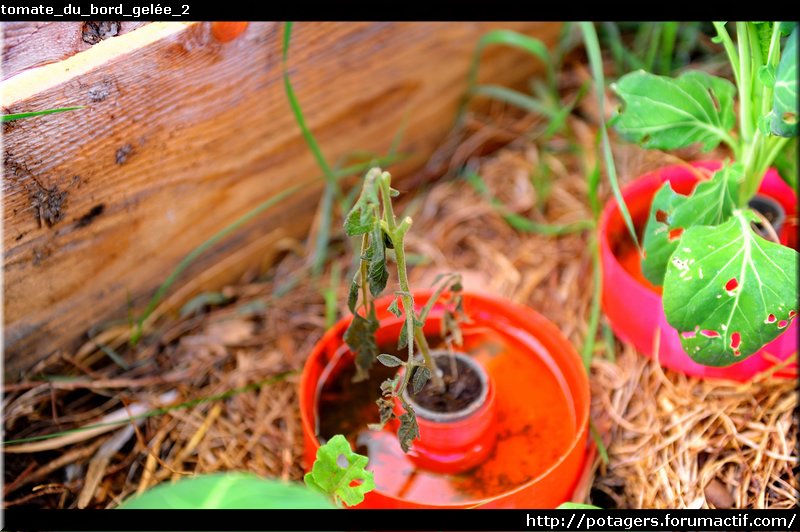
[713,22,741,89]
[377,173,445,392]
[359,233,370,314]
[737,23,754,145]
[761,22,783,120]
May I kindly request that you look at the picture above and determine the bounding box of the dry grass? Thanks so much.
[3,61,797,510]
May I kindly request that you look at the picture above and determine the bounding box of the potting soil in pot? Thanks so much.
[316,328,577,505]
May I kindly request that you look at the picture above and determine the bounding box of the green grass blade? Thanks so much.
[580,22,640,251]
[586,150,602,218]
[589,420,610,465]
[643,23,663,73]
[131,184,304,343]
[131,153,406,344]
[540,81,590,141]
[602,321,617,362]
[467,29,556,92]
[311,182,337,277]
[323,261,342,329]
[2,371,296,446]
[464,171,593,235]
[459,28,557,122]
[659,22,679,74]
[470,85,555,118]
[581,236,602,370]
[282,22,293,61]
[2,106,83,122]
[600,22,626,74]
[282,21,341,278]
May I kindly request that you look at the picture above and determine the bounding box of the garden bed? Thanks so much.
[4,106,796,508]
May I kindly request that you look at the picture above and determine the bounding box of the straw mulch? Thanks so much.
[3,64,797,510]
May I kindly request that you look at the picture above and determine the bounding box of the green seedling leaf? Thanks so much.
[557,502,602,509]
[663,209,798,366]
[642,165,741,285]
[377,354,404,367]
[398,408,420,453]
[613,70,736,152]
[179,292,230,317]
[643,188,682,288]
[304,434,375,507]
[118,472,335,509]
[471,85,556,118]
[771,27,797,137]
[343,308,380,382]
[347,278,360,313]
[411,366,431,394]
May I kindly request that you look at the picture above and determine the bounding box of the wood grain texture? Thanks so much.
[2,21,560,378]
[2,21,150,80]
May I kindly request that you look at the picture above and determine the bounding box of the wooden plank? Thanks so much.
[2,21,150,80]
[2,21,560,377]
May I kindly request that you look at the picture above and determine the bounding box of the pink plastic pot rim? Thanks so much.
[299,291,592,508]
[598,160,798,380]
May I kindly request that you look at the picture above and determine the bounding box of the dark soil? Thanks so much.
[412,355,482,414]
[749,194,785,237]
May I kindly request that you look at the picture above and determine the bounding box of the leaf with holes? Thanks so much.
[642,164,742,285]
[612,70,736,151]
[118,472,335,509]
[771,27,797,137]
[397,408,420,453]
[303,434,375,507]
[663,209,798,366]
[343,307,379,382]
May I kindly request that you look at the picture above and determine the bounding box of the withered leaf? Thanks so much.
[398,408,420,453]
[344,306,380,382]
[347,278,360,313]
[411,366,431,395]
[366,226,388,296]
[377,354,404,367]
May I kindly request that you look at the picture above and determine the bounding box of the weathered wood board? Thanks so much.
[2,21,150,80]
[2,21,560,378]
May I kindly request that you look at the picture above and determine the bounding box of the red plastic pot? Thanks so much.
[600,160,798,381]
[392,351,498,475]
[300,291,591,508]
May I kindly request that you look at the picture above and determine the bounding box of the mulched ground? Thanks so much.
[3,60,797,510]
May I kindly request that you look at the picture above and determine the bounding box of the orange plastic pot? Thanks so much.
[599,160,798,381]
[300,291,591,509]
